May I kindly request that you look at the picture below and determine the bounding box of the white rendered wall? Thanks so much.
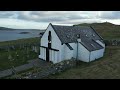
[90,48,104,62]
[39,47,46,60]
[71,43,77,59]
[49,50,60,64]
[62,43,74,60]
[77,42,105,62]
[77,43,90,62]
[41,24,61,48]
[39,24,62,63]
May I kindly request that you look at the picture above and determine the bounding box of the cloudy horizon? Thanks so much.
[0,11,120,29]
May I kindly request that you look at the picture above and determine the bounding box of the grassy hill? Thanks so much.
[74,22,120,40]
[0,26,43,31]
[0,27,14,30]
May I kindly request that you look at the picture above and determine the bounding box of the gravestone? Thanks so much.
[32,46,35,51]
[34,46,38,53]
[8,54,12,60]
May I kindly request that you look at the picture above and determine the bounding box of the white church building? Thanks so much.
[39,23,105,64]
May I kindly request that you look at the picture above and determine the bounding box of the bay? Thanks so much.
[0,30,44,42]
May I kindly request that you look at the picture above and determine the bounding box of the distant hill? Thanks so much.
[14,29,45,31]
[74,22,120,40]
[0,26,45,31]
[0,27,14,30]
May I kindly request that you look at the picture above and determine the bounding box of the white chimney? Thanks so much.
[77,34,81,42]
[77,38,81,42]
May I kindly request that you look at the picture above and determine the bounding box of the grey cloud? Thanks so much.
[1,11,120,24]
[17,11,66,22]
[1,11,120,29]
[16,11,91,23]
[17,11,32,20]
[67,15,90,20]
[30,11,50,16]
[0,11,17,18]
[38,17,67,22]
[99,11,120,19]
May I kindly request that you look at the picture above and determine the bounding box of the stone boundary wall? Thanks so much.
[104,40,120,46]
[21,59,77,79]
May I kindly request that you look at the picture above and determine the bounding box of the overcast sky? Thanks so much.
[0,11,120,29]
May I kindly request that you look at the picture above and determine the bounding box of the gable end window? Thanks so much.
[48,31,51,42]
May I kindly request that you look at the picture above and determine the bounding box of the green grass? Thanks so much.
[46,46,120,79]
[74,22,120,40]
[0,37,40,71]
[0,37,40,47]
[0,49,38,70]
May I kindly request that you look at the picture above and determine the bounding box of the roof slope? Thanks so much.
[80,39,103,51]
[51,24,104,51]
[52,25,102,43]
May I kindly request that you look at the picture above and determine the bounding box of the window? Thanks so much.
[48,31,52,48]
[49,31,51,36]
[48,31,51,42]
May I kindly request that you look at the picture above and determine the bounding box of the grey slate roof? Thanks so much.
[51,24,104,51]
[80,39,103,51]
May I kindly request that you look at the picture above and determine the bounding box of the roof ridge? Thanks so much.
[52,24,72,27]
[90,26,103,40]
[50,24,64,43]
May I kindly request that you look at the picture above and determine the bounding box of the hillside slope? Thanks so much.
[74,22,120,40]
[0,27,14,30]
[0,26,43,31]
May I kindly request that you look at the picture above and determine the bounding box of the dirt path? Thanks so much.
[0,59,50,78]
